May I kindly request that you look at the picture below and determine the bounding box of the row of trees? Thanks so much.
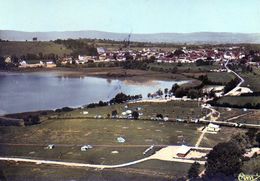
[85,93,142,109]
[148,82,215,100]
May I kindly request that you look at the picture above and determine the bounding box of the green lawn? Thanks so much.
[148,62,222,73]
[0,118,201,164]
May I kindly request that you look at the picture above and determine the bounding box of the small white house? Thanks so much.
[206,123,220,132]
[176,145,191,157]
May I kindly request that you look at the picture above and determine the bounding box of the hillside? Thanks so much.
[1,30,260,44]
[0,41,72,57]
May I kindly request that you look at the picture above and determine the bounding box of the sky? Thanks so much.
[1,0,260,33]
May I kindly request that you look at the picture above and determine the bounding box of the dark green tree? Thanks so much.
[205,142,243,177]
[132,111,139,120]
[188,162,200,179]
[113,93,128,103]
[111,110,118,117]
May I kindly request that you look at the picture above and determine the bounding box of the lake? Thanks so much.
[0,72,188,114]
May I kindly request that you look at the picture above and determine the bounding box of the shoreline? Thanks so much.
[0,67,196,82]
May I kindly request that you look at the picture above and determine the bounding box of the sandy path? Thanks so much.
[195,128,207,147]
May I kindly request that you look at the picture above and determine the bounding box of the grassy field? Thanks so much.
[0,161,187,181]
[206,72,235,84]
[199,127,245,147]
[64,101,206,120]
[0,41,72,57]
[148,62,222,73]
[240,69,260,92]
[234,110,260,125]
[183,72,235,85]
[0,118,201,162]
[216,107,247,120]
[0,99,243,179]
[0,116,240,180]
[216,96,260,107]
[0,117,202,179]
[215,106,260,124]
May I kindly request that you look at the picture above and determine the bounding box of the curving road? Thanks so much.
[224,60,245,96]
[0,157,151,169]
[0,146,207,169]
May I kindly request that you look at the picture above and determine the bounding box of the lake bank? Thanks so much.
[0,67,197,83]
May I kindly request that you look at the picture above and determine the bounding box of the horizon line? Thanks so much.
[1,29,260,35]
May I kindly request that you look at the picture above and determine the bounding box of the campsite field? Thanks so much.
[63,100,206,120]
[0,118,201,163]
[0,117,203,179]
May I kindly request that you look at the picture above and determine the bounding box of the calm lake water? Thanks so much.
[0,72,188,114]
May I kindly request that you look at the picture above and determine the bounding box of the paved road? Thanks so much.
[0,157,151,169]
[226,112,252,122]
[0,156,206,169]
[224,60,245,96]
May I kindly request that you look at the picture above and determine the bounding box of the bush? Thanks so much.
[132,111,139,120]
[24,115,40,126]
[188,162,200,179]
[111,110,118,117]
[61,107,74,112]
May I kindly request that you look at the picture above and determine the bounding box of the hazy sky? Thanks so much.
[1,0,260,33]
